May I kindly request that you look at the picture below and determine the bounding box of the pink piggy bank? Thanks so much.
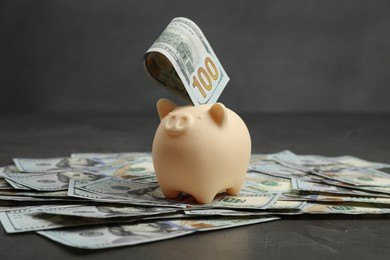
[152,98,251,204]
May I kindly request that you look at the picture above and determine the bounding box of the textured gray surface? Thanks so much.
[1,112,390,259]
[1,0,390,113]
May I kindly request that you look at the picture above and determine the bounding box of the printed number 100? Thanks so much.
[192,57,219,98]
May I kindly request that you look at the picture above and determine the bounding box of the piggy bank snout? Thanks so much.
[163,112,194,136]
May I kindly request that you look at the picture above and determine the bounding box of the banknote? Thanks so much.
[184,209,272,216]
[68,179,184,208]
[270,153,390,172]
[312,167,390,187]
[2,150,390,249]
[301,202,390,214]
[39,204,179,219]
[243,172,293,193]
[37,216,279,249]
[248,163,308,178]
[1,203,279,235]
[144,17,229,105]
[4,171,103,191]
[67,179,113,198]
[281,193,390,205]
[321,178,390,195]
[269,153,339,172]
[37,222,191,249]
[0,189,69,198]
[268,200,306,210]
[0,178,14,190]
[0,200,82,211]
[163,216,280,232]
[0,205,171,233]
[68,182,138,204]
[184,208,302,216]
[70,153,153,170]
[76,177,281,209]
[67,179,133,202]
[13,157,101,172]
[0,205,40,212]
[83,160,155,179]
[249,150,296,164]
[0,202,83,212]
[71,152,151,160]
[76,177,166,202]
[180,192,281,209]
[0,205,92,233]
[4,178,31,190]
[0,165,21,177]
[0,194,79,202]
[290,178,377,196]
[329,155,390,169]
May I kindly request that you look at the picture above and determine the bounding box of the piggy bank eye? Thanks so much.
[197,115,204,120]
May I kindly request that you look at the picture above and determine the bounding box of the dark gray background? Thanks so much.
[1,0,389,113]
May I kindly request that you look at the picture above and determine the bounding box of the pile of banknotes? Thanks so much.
[1,150,390,249]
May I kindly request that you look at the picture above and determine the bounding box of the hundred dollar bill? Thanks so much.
[71,153,153,167]
[67,179,158,204]
[0,205,92,233]
[39,204,179,219]
[67,179,135,202]
[249,150,296,164]
[4,178,31,190]
[71,152,151,160]
[185,206,302,216]
[4,171,102,191]
[248,163,308,179]
[321,178,390,195]
[70,154,155,179]
[76,177,164,201]
[270,152,390,172]
[13,157,101,172]
[68,179,184,208]
[184,209,272,216]
[269,153,339,172]
[268,200,306,210]
[243,172,293,193]
[77,177,281,209]
[144,17,229,105]
[181,192,281,209]
[83,161,155,180]
[0,195,77,202]
[290,178,378,196]
[0,165,21,177]
[312,167,390,187]
[38,222,192,249]
[37,216,279,249]
[68,180,134,203]
[0,205,42,212]
[0,189,69,198]
[0,178,15,190]
[0,205,177,233]
[329,155,390,169]
[281,193,390,205]
[301,202,390,214]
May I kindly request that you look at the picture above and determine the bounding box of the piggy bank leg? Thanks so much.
[160,186,180,199]
[192,192,218,204]
[226,184,242,195]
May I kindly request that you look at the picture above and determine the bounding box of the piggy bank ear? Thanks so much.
[156,98,177,120]
[209,103,227,127]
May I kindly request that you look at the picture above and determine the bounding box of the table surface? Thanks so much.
[1,113,390,260]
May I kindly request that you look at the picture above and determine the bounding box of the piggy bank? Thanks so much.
[152,98,251,204]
